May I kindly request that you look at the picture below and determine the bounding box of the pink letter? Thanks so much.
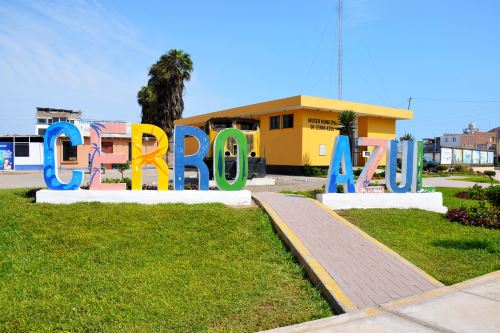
[89,123,127,190]
[356,138,388,193]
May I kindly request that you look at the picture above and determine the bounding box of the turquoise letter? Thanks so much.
[43,122,83,190]
[385,140,415,193]
[326,136,355,193]
[174,126,210,190]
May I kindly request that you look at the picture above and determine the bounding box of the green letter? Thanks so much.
[213,128,248,190]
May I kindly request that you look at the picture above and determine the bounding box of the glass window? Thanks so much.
[62,141,78,161]
[211,121,233,131]
[37,118,47,124]
[51,117,67,123]
[15,143,29,157]
[128,140,132,161]
[37,128,46,136]
[282,114,294,128]
[270,116,280,130]
[239,121,258,131]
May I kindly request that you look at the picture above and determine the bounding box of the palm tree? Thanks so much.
[400,132,415,141]
[138,49,193,139]
[337,110,357,158]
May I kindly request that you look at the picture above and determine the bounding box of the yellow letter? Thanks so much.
[131,124,169,190]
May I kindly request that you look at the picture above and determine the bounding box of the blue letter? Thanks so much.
[174,126,210,190]
[43,122,83,190]
[326,136,355,193]
[385,140,416,193]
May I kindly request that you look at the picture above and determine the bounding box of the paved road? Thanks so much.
[262,271,500,333]
[0,170,496,190]
[0,170,326,191]
[253,192,442,312]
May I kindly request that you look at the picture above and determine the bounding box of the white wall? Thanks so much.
[15,142,44,166]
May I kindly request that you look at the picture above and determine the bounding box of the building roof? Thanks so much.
[442,132,495,137]
[36,107,82,114]
[175,95,413,125]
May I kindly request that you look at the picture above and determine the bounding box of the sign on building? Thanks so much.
[487,152,494,164]
[440,148,452,165]
[0,142,14,171]
[452,149,462,163]
[463,150,472,164]
[472,150,480,164]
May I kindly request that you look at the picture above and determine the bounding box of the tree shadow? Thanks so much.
[432,239,498,253]
[15,188,42,203]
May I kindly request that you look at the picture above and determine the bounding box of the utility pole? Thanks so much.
[337,0,343,100]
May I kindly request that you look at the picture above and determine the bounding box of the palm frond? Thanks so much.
[90,122,106,137]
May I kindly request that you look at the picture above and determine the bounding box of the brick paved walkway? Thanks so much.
[253,192,443,312]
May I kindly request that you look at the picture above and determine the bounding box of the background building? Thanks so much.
[176,95,413,174]
[0,107,157,171]
[440,122,496,151]
[424,122,497,166]
[35,107,82,136]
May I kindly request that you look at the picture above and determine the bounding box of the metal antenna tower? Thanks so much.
[337,0,343,100]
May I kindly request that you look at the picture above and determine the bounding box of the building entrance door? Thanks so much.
[102,142,113,169]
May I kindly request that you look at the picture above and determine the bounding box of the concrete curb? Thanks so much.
[37,189,252,205]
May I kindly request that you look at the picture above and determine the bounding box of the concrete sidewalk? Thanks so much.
[252,192,443,313]
[261,270,500,333]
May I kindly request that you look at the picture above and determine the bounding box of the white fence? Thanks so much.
[440,147,494,165]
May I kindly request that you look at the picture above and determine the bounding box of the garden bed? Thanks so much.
[339,187,500,285]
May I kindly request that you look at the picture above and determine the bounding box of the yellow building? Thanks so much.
[174,95,413,174]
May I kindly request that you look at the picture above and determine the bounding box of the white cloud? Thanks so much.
[0,0,151,132]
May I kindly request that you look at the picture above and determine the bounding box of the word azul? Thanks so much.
[326,136,424,193]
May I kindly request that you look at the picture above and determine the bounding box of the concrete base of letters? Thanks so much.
[208,177,275,187]
[36,189,252,206]
[317,192,448,213]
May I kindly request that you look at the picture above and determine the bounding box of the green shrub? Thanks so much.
[455,184,487,200]
[373,171,385,179]
[446,203,499,229]
[436,165,449,172]
[453,164,468,173]
[486,185,500,207]
[103,177,132,190]
[112,163,130,180]
[303,164,328,177]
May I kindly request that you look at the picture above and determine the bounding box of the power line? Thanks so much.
[412,97,500,103]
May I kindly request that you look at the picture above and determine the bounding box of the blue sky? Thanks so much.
[1,0,499,138]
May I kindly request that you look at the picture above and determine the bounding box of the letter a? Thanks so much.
[325,135,355,193]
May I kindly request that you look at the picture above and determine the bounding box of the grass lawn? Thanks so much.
[0,189,331,332]
[280,189,317,199]
[339,187,500,285]
[450,175,499,184]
